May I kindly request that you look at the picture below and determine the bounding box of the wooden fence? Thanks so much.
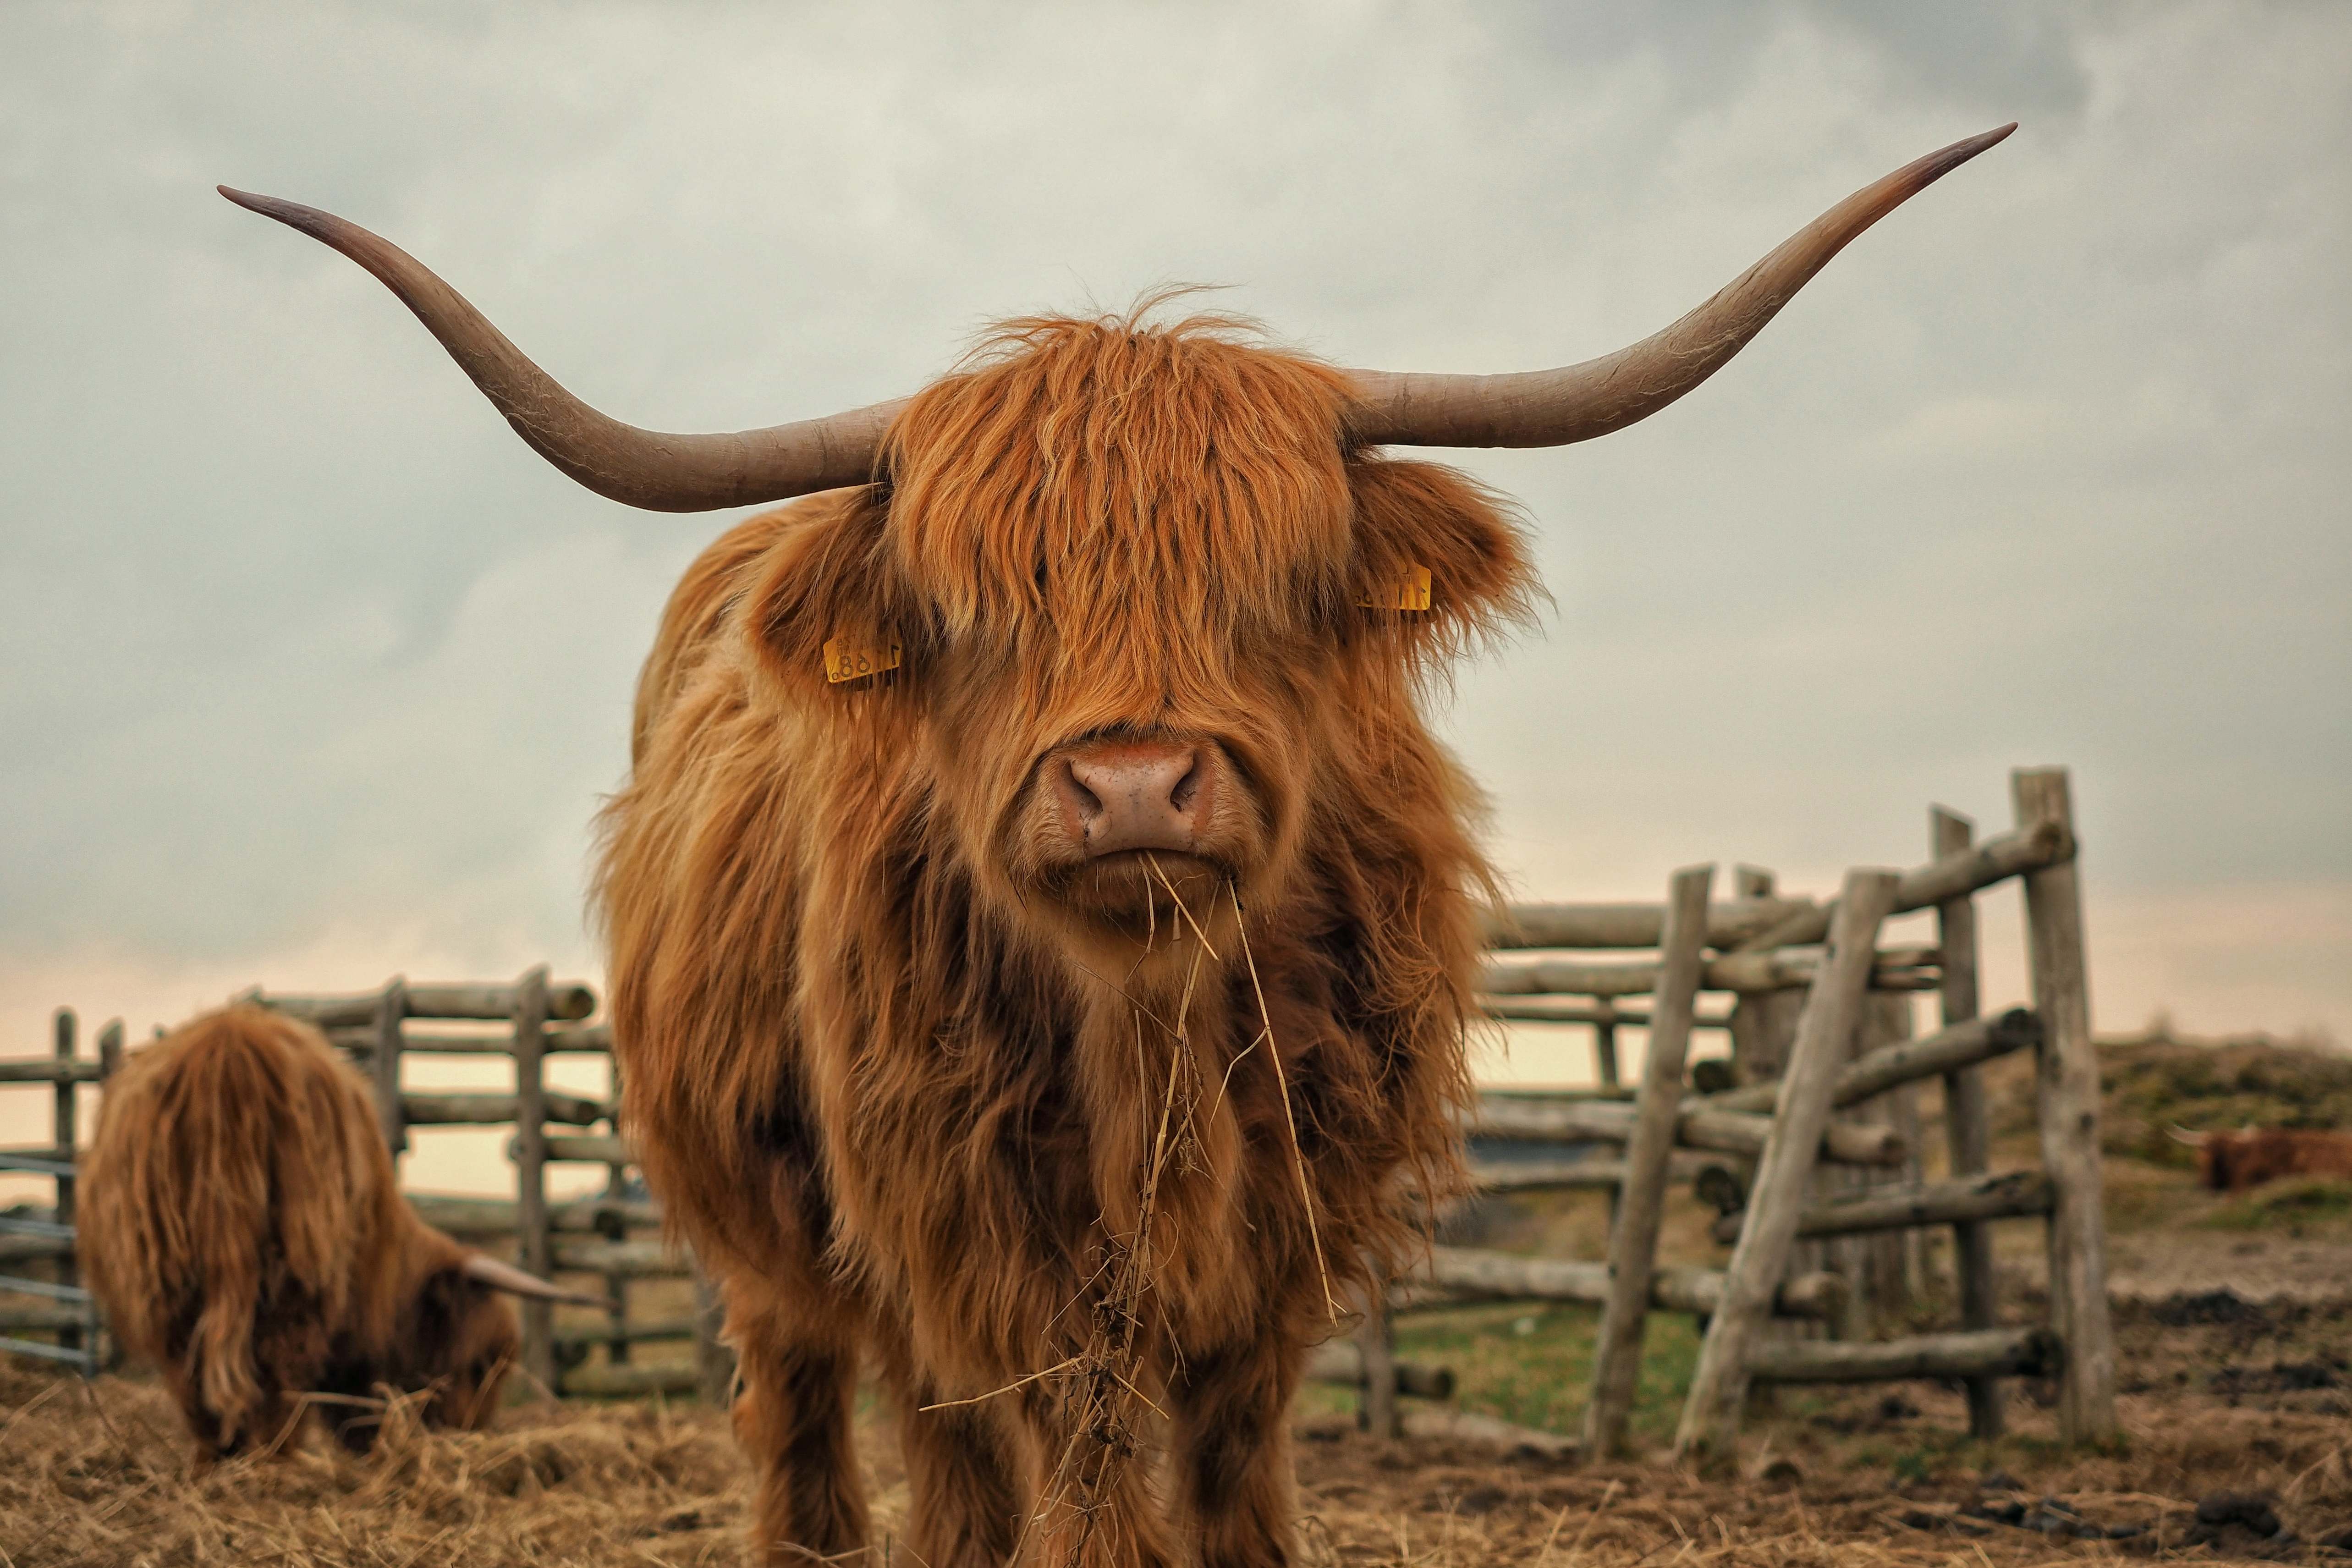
[0,1011,121,1371]
[2,765,2115,1467]
[1353,765,2114,1462]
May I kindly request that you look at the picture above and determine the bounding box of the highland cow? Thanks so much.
[77,1005,601,1461]
[224,124,2012,1564]
[2173,1125,2352,1193]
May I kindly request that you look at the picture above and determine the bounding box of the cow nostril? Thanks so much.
[1167,754,1202,816]
[1060,760,1104,819]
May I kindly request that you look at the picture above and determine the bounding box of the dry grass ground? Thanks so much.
[5,1030,2347,1564]
[4,1287,2348,1567]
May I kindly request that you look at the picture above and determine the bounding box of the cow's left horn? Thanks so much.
[219,187,901,512]
[1345,124,2016,449]
[2166,1124,2208,1147]
[459,1253,619,1311]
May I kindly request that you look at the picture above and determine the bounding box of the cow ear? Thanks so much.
[745,485,917,699]
[1345,456,1541,661]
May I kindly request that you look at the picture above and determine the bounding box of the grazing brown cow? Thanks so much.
[2173,1125,2352,1193]
[224,125,2012,1564]
[77,1005,601,1461]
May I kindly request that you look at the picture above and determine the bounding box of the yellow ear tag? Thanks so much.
[823,636,902,685]
[1357,564,1432,613]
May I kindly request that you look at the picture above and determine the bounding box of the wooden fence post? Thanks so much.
[1675,868,1902,1467]
[602,1066,632,1368]
[373,977,408,1159]
[1932,805,2004,1438]
[93,1017,124,1365]
[513,966,557,1397]
[1726,868,1799,1087]
[1725,864,1809,1405]
[1592,1007,1621,1092]
[1584,864,1714,1457]
[1354,1280,1400,1440]
[2011,768,2117,1443]
[1841,994,1920,1338]
[51,1009,79,1353]
[693,1267,737,1408]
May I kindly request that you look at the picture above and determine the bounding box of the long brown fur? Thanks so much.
[596,307,1539,1566]
[77,1005,520,1461]
[2194,1127,2352,1193]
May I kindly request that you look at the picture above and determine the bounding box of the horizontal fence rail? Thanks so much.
[1401,1246,1845,1321]
[1482,898,1818,952]
[1468,1095,1907,1167]
[325,1022,614,1057]
[1709,1171,2055,1244]
[1747,1326,2062,1385]
[1479,943,1941,1001]
[1701,1009,2040,1115]
[257,981,598,1030]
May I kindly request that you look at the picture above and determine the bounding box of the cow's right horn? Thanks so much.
[219,187,901,512]
[2166,1124,2208,1147]
[1346,124,2017,450]
[460,1253,619,1311]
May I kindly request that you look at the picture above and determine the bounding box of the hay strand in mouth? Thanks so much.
[1229,879,1339,1325]
[994,915,1215,1565]
[1143,853,1221,960]
[981,864,1338,1559]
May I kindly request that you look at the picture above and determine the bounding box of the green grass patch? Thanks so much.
[2197,1176,2352,1231]
[2084,1036,2352,1167]
[1381,1301,1700,1443]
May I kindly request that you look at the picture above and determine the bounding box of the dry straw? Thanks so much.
[4,1353,2350,1565]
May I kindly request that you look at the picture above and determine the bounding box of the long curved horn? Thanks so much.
[460,1253,618,1311]
[1346,124,2016,448]
[219,187,901,512]
[2167,1124,2209,1147]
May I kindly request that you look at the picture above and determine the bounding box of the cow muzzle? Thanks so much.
[1048,740,1220,858]
[1009,732,1269,935]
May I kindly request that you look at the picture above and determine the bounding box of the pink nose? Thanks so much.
[1052,742,1211,857]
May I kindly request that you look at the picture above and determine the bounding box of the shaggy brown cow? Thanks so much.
[224,125,2011,1564]
[2172,1125,2352,1194]
[77,1005,602,1461]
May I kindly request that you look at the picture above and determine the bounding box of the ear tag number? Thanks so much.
[823,637,902,685]
[1357,564,1432,613]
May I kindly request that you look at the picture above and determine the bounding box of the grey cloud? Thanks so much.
[1,1,2345,1006]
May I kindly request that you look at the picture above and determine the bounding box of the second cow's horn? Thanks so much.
[460,1252,619,1311]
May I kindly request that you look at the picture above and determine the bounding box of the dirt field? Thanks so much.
[5,1277,2347,1566]
[4,1033,2348,1564]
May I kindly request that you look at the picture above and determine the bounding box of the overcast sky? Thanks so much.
[4,0,2347,1092]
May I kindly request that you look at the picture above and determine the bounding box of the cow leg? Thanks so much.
[170,1381,302,1463]
[313,1352,390,1453]
[162,1369,245,1466]
[168,1346,307,1463]
[732,1307,869,1564]
[876,1339,1023,1567]
[1169,1335,1306,1568]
